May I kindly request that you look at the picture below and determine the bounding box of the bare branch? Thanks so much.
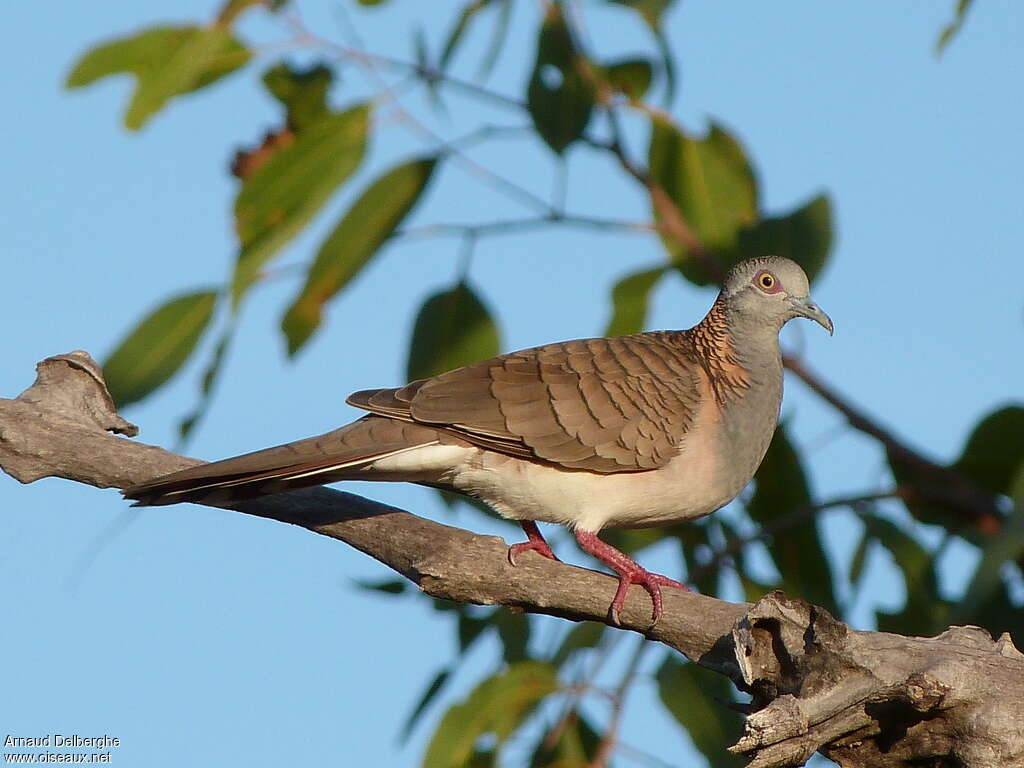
[4,351,1024,767]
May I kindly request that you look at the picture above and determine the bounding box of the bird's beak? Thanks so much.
[789,296,834,335]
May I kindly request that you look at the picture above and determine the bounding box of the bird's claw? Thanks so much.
[508,539,559,566]
[608,569,690,627]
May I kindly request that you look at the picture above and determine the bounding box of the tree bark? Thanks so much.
[3,351,1023,767]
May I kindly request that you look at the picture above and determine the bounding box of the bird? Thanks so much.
[124,256,832,625]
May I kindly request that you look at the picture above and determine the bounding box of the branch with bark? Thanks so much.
[3,351,1023,768]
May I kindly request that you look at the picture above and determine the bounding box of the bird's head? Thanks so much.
[720,256,833,335]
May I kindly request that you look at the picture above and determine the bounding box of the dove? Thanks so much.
[125,256,832,624]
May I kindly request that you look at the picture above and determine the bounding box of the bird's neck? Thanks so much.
[689,298,783,406]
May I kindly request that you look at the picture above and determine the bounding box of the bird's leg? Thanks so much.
[508,521,560,565]
[573,530,689,626]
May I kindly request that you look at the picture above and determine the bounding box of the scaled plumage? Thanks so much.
[125,256,832,624]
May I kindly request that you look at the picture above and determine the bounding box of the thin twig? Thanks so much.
[689,490,904,584]
[397,214,653,240]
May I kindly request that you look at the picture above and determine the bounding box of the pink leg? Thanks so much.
[574,530,689,626]
[508,521,560,565]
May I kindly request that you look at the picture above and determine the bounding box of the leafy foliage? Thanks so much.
[66,25,249,130]
[70,3,1022,766]
[103,290,218,407]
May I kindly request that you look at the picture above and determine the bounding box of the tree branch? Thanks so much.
[4,351,1023,767]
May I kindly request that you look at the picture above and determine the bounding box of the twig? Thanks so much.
[690,490,903,584]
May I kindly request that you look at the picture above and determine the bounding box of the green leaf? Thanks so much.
[407,282,500,382]
[748,426,838,614]
[458,613,491,653]
[953,406,1024,497]
[527,6,596,155]
[529,709,601,767]
[648,118,758,284]
[103,290,218,407]
[440,0,490,71]
[608,0,678,101]
[176,327,234,445]
[423,662,559,768]
[848,529,872,586]
[282,156,438,355]
[217,0,264,24]
[935,0,974,56]
[732,194,833,284]
[865,514,946,636]
[604,266,666,337]
[493,609,531,663]
[262,62,333,131]
[401,667,452,743]
[67,25,250,130]
[953,466,1024,623]
[232,105,370,305]
[657,658,744,768]
[603,57,654,101]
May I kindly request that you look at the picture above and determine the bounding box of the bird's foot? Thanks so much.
[574,530,689,626]
[508,521,560,566]
[606,566,690,626]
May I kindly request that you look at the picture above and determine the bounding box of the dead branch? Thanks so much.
[3,351,1022,767]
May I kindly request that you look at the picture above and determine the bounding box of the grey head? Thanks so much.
[719,256,833,335]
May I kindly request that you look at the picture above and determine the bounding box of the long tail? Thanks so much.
[123,415,442,506]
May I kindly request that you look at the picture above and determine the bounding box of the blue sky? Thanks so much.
[2,2,1022,766]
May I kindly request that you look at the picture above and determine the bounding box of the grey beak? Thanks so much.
[789,296,834,335]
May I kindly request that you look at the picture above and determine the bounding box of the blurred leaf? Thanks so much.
[848,528,872,586]
[262,62,333,131]
[717,518,776,604]
[282,156,438,355]
[493,609,531,663]
[423,662,559,768]
[530,710,601,767]
[962,575,1024,649]
[865,514,946,636]
[480,0,513,78]
[354,577,409,595]
[407,282,500,382]
[953,466,1024,623]
[527,5,596,155]
[459,613,491,653]
[550,622,605,668]
[103,290,218,407]
[748,426,837,614]
[67,25,250,130]
[176,328,233,444]
[657,658,744,768]
[732,194,833,284]
[217,0,263,23]
[232,104,370,305]
[440,0,491,71]
[607,0,677,101]
[648,118,758,284]
[401,667,452,743]
[604,266,666,337]
[953,406,1024,497]
[603,57,654,101]
[935,0,974,55]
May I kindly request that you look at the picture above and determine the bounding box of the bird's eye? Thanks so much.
[756,272,777,292]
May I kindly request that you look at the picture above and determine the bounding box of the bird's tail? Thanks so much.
[123,415,442,506]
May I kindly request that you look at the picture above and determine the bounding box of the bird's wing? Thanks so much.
[348,333,705,473]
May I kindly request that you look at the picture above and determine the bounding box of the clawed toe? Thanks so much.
[508,540,559,566]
